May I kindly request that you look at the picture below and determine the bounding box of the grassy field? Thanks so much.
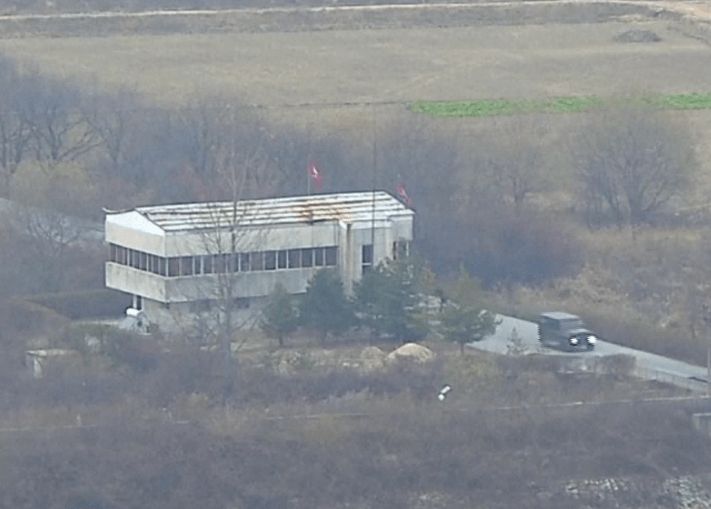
[412,92,711,117]
[0,20,708,113]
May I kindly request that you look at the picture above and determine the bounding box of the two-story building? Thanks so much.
[105,191,414,334]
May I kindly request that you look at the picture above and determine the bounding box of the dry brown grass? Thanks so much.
[0,19,708,109]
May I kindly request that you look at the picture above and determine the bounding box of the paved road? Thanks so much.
[472,315,711,392]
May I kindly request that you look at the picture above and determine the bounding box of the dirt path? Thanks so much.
[0,0,708,41]
[0,0,706,23]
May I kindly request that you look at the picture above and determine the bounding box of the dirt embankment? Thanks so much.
[665,1,711,45]
[0,1,680,38]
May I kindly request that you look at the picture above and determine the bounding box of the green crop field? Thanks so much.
[412,93,711,118]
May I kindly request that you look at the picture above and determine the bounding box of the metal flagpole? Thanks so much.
[371,104,377,261]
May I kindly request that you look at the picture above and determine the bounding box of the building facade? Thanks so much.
[105,191,414,334]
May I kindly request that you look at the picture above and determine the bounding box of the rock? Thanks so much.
[360,346,386,371]
[385,343,435,364]
[614,29,661,43]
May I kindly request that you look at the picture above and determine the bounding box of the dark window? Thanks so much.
[278,250,287,269]
[157,257,166,276]
[190,300,211,313]
[109,244,117,262]
[116,246,126,265]
[362,244,373,275]
[251,252,263,271]
[301,248,313,268]
[314,248,324,267]
[130,250,140,269]
[180,256,194,276]
[240,253,251,272]
[393,240,408,260]
[168,258,180,277]
[139,252,148,271]
[234,297,250,309]
[264,251,276,270]
[362,244,373,265]
[325,246,338,266]
[288,249,300,268]
[232,254,240,273]
[202,255,213,274]
[215,254,228,274]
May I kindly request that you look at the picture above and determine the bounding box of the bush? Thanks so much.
[56,323,158,374]
[6,297,70,338]
[465,212,583,287]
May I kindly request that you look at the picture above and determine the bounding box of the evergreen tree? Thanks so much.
[299,269,356,343]
[440,267,498,354]
[354,256,429,342]
[260,283,298,347]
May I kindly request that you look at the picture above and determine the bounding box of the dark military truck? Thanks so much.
[537,312,597,352]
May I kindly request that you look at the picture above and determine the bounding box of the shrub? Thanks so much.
[460,211,583,288]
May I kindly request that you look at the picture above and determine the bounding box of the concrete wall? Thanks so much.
[144,297,266,336]
[106,262,167,302]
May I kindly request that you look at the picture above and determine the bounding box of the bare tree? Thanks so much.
[21,69,99,173]
[0,57,32,196]
[7,162,101,292]
[85,86,142,173]
[572,106,697,228]
[472,116,547,215]
[177,103,274,399]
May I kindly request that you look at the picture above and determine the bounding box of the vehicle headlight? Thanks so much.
[569,337,579,345]
[587,335,597,344]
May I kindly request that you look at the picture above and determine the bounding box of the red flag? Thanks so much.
[309,161,323,191]
[396,182,413,207]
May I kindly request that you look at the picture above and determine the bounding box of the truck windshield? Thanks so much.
[561,319,584,330]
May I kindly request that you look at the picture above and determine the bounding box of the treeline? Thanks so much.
[0,54,597,298]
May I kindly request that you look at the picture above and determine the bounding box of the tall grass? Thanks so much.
[412,93,711,118]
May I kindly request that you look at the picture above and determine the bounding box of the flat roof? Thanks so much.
[106,191,413,234]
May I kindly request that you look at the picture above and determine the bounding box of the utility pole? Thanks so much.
[704,305,711,397]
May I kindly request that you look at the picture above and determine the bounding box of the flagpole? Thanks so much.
[307,160,311,196]
[371,104,376,261]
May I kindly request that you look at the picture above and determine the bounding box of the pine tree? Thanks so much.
[260,283,298,347]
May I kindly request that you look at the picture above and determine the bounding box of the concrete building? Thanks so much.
[105,191,414,334]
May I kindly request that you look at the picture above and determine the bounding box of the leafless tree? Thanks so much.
[176,103,275,399]
[85,86,142,173]
[572,106,697,228]
[21,69,100,173]
[472,116,547,215]
[0,58,32,196]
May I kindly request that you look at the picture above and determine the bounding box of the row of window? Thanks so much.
[109,244,338,277]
